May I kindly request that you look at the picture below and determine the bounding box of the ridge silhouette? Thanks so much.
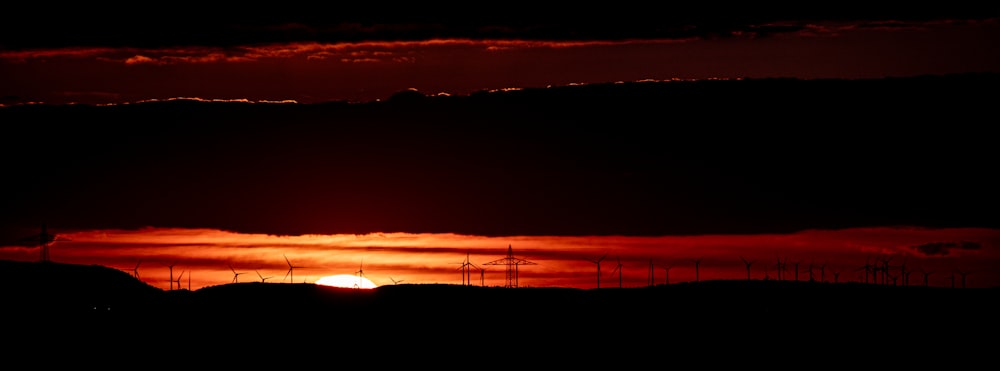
[2,258,995,366]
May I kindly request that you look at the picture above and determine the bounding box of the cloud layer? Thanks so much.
[3,4,998,50]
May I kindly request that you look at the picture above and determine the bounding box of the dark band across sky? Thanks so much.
[3,3,999,50]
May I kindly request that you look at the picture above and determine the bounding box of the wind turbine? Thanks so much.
[173,270,185,290]
[586,252,609,289]
[879,256,894,286]
[256,270,273,283]
[283,254,304,283]
[774,254,788,281]
[691,257,703,282]
[608,255,623,288]
[130,259,142,280]
[647,258,655,287]
[895,258,909,286]
[454,252,478,286]
[920,270,934,287]
[955,269,972,289]
[389,276,405,285]
[855,255,876,284]
[166,262,177,291]
[230,264,246,283]
[477,265,488,286]
[355,259,370,289]
[740,256,755,281]
[660,262,674,285]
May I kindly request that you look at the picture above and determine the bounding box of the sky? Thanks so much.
[2,5,999,105]
[1,5,998,289]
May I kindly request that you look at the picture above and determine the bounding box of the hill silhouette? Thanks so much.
[3,259,996,363]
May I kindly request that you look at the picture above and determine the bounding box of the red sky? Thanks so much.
[2,226,997,290]
[2,18,999,105]
[1,9,998,292]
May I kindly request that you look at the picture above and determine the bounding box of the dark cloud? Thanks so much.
[912,241,983,256]
[2,3,998,50]
[1,74,997,240]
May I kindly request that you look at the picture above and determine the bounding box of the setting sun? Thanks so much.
[316,274,378,289]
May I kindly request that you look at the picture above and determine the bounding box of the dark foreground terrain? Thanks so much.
[2,259,996,365]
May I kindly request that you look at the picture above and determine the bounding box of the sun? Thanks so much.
[316,274,378,289]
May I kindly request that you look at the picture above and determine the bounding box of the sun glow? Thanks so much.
[316,274,378,289]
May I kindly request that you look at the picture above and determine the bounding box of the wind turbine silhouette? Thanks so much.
[691,257,703,282]
[165,262,177,291]
[130,259,142,280]
[453,251,478,286]
[660,262,674,285]
[478,265,488,286]
[173,270,185,290]
[856,255,876,284]
[774,254,788,281]
[894,257,910,286]
[608,255,623,288]
[879,255,894,286]
[804,261,815,282]
[355,258,370,289]
[283,254,303,283]
[740,256,755,281]
[256,270,273,283]
[646,258,655,286]
[389,276,405,285]
[230,264,246,283]
[587,252,609,289]
[920,270,935,287]
[955,269,972,288]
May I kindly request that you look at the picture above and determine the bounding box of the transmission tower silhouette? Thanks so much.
[16,224,70,263]
[483,244,536,288]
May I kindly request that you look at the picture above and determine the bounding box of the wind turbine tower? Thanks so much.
[661,262,674,285]
[256,270,273,283]
[131,259,142,280]
[283,254,304,283]
[483,244,537,288]
[167,262,177,291]
[955,269,971,289]
[586,252,609,289]
[355,259,371,289]
[647,258,655,287]
[174,270,185,290]
[454,252,478,286]
[740,256,755,281]
[230,264,246,283]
